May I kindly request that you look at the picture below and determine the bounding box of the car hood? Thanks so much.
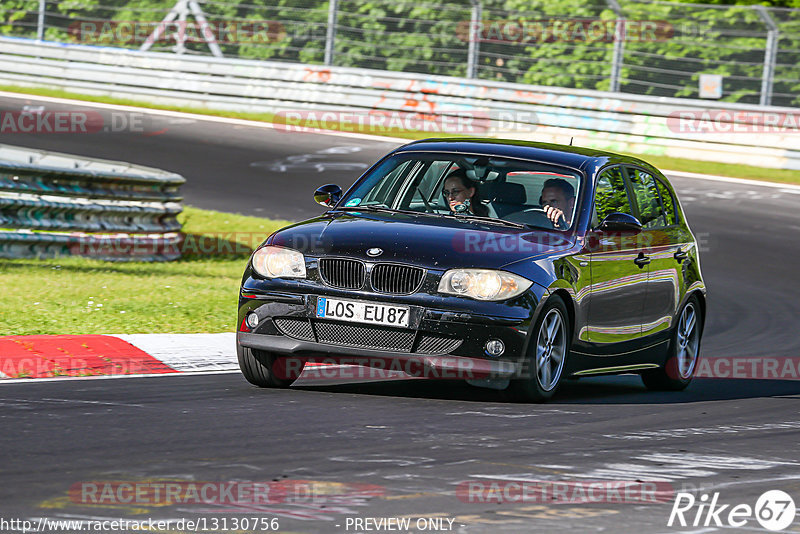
[268,211,575,270]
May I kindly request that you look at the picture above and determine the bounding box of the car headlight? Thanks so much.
[438,269,532,301]
[251,246,306,279]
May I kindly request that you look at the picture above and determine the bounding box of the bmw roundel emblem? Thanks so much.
[366,247,383,257]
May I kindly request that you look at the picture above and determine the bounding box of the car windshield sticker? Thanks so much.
[345,198,362,207]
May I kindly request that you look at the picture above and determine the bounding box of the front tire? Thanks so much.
[237,344,301,388]
[642,295,703,391]
[507,295,571,402]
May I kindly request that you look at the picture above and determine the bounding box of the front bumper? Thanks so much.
[237,332,519,378]
[237,288,537,378]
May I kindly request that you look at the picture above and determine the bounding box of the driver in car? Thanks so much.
[541,178,575,229]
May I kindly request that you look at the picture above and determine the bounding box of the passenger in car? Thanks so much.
[540,178,576,228]
[442,169,489,217]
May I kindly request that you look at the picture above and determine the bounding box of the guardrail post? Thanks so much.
[605,0,625,93]
[36,0,45,41]
[189,0,223,57]
[755,6,778,107]
[140,0,221,56]
[466,0,482,79]
[324,0,338,66]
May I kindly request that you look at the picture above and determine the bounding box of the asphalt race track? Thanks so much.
[2,95,800,533]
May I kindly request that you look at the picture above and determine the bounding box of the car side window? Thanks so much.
[363,160,412,205]
[654,178,677,225]
[593,167,632,226]
[412,161,453,209]
[627,168,666,228]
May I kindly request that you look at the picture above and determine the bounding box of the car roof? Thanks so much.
[393,138,658,173]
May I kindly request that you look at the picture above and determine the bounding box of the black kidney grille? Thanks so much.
[319,258,366,289]
[313,320,416,352]
[274,318,315,341]
[416,334,463,355]
[371,264,425,294]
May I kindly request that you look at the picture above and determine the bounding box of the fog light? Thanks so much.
[246,313,259,329]
[485,339,505,357]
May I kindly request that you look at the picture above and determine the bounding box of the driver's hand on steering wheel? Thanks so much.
[543,205,566,228]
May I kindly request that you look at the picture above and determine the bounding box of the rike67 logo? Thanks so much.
[668,490,796,531]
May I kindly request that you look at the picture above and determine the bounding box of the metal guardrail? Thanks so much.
[0,144,184,261]
[6,0,800,107]
[0,38,797,171]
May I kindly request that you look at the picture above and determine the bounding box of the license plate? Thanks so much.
[315,297,410,328]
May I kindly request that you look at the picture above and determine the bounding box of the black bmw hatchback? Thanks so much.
[237,139,706,401]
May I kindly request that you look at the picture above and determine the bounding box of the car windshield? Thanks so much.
[339,152,582,230]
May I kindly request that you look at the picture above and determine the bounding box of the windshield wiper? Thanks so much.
[333,205,528,228]
[447,213,527,229]
[331,204,393,213]
[333,205,440,218]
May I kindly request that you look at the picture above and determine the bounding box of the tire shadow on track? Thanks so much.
[289,376,800,404]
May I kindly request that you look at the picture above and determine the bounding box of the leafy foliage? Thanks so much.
[2,0,797,106]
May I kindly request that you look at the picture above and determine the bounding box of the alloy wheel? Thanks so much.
[536,308,566,391]
[676,303,699,379]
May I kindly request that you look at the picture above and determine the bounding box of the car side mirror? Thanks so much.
[597,212,643,233]
[314,184,342,208]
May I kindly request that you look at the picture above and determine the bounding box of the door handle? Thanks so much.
[674,248,688,263]
[634,253,650,268]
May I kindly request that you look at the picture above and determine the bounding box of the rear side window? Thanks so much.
[594,167,632,224]
[407,160,453,210]
[627,168,666,228]
[361,160,413,205]
[654,178,677,225]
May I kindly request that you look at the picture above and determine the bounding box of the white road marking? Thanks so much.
[0,90,795,191]
[0,369,241,385]
[572,453,793,482]
[444,410,582,418]
[117,333,237,372]
[329,455,435,467]
[36,397,144,407]
[665,170,800,192]
[470,454,795,485]
[604,421,800,441]
[0,90,405,144]
[641,453,800,469]
[652,529,718,534]
[252,146,370,173]
[676,473,800,495]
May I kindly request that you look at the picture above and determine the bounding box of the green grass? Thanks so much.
[631,154,800,185]
[0,207,292,335]
[3,84,798,184]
